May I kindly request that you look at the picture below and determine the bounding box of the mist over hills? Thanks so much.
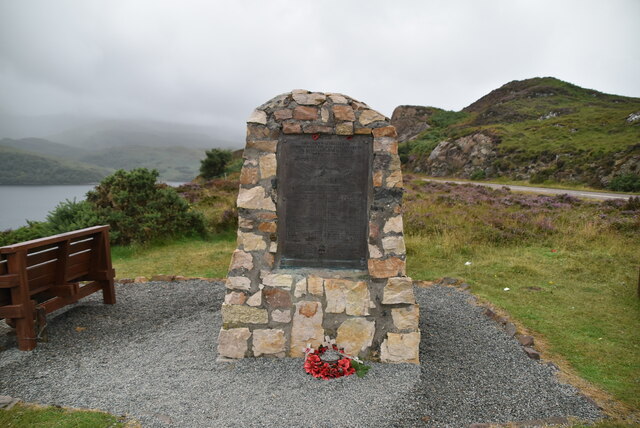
[0,117,242,184]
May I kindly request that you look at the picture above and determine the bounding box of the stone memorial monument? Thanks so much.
[217,90,419,363]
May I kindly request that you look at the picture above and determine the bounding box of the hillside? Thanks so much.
[396,77,640,189]
[49,119,237,150]
[0,137,90,160]
[0,146,112,185]
[79,145,206,182]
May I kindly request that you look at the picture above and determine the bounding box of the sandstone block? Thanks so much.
[226,276,251,291]
[382,236,406,255]
[292,92,326,105]
[383,215,404,233]
[263,287,292,308]
[238,216,254,229]
[382,277,415,304]
[369,222,380,239]
[321,105,330,123]
[303,125,333,134]
[373,170,383,187]
[262,273,294,289]
[352,100,370,110]
[217,328,251,359]
[290,301,324,357]
[325,279,370,316]
[283,121,302,134]
[380,332,420,364]
[272,309,292,323]
[336,122,354,135]
[253,329,286,356]
[392,305,419,330]
[372,126,397,138]
[237,187,276,211]
[333,105,356,121]
[237,231,267,251]
[293,105,318,120]
[248,139,277,153]
[247,124,278,140]
[246,290,262,307]
[328,93,348,104]
[274,109,293,121]
[225,291,247,305]
[324,279,346,313]
[222,304,268,325]
[368,257,406,279]
[355,128,372,135]
[345,280,370,316]
[247,109,267,125]
[385,170,403,188]
[257,212,277,220]
[258,222,277,233]
[307,276,324,296]
[294,277,307,298]
[239,167,259,185]
[336,318,375,357]
[374,137,398,154]
[259,153,277,179]
[358,110,386,126]
[368,244,382,258]
[229,250,253,271]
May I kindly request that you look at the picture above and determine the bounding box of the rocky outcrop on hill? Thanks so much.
[420,133,497,178]
[391,106,435,142]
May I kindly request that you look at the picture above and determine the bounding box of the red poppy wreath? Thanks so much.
[303,338,370,380]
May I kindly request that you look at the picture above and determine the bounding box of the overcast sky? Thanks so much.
[0,0,638,141]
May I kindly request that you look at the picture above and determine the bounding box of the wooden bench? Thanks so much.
[0,225,116,351]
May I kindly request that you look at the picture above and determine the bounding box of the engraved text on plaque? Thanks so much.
[277,134,372,269]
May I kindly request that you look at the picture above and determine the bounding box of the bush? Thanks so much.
[87,168,206,245]
[0,221,51,247]
[200,149,233,179]
[609,173,640,192]
[46,199,100,234]
[470,169,486,180]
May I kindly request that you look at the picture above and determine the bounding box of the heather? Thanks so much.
[403,176,640,411]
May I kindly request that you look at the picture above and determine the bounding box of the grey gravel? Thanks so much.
[0,280,601,427]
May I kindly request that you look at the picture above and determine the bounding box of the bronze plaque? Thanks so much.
[277,134,371,269]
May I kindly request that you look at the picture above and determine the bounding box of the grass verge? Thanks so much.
[0,403,129,428]
[111,233,236,279]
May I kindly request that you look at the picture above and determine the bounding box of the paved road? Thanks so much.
[423,178,637,201]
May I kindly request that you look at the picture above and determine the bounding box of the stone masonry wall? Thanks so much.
[217,90,420,363]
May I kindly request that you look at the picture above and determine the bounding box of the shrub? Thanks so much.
[46,199,100,234]
[87,168,206,245]
[609,173,640,192]
[0,221,51,247]
[200,149,233,179]
[470,169,486,180]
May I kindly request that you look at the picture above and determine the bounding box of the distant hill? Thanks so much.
[0,146,112,185]
[0,137,90,160]
[48,119,237,150]
[395,77,640,188]
[79,145,206,182]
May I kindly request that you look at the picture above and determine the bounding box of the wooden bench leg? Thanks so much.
[102,279,116,305]
[16,301,36,351]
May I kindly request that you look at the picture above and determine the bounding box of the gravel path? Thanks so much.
[0,280,601,427]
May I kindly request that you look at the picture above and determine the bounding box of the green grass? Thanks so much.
[403,77,640,189]
[0,403,126,428]
[404,179,640,413]
[111,233,236,279]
